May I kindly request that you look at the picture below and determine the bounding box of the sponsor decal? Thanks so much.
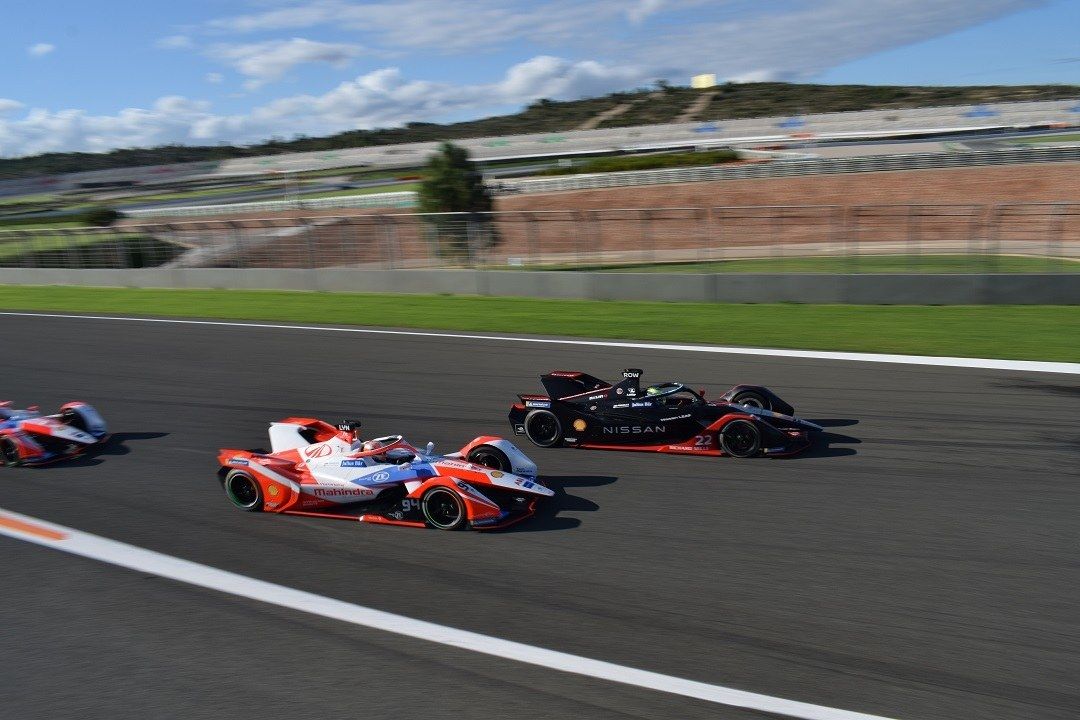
[228,457,249,466]
[313,487,374,497]
[612,403,629,408]
[370,471,391,482]
[601,425,666,435]
[490,470,504,478]
[631,402,652,407]
[268,485,280,497]
[623,371,641,378]
[588,394,606,401]
[304,444,332,459]
[616,388,624,395]
[513,424,526,434]
[514,478,536,489]
[660,414,691,421]
[669,445,702,451]
[550,371,579,377]
[265,502,279,509]
[525,400,551,408]
[572,419,587,432]
[563,437,577,442]
[340,459,368,467]
[626,389,637,396]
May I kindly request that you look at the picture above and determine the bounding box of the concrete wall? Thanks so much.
[0,268,1077,304]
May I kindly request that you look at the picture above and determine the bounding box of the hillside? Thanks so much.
[1,82,1076,179]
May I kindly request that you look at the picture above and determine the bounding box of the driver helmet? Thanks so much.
[362,439,388,463]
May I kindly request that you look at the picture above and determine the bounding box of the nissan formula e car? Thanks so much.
[217,418,552,530]
[1,401,109,466]
[508,368,822,458]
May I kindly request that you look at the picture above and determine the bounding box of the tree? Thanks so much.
[418,142,492,214]
[417,142,497,262]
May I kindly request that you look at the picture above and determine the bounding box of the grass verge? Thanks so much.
[0,286,1077,361]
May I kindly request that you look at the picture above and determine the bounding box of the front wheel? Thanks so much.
[524,409,563,448]
[224,470,263,511]
[1,437,20,467]
[467,444,511,472]
[422,487,467,530]
[719,420,761,458]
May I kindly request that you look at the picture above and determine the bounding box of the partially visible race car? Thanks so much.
[1,401,109,466]
[508,368,822,458]
[217,418,552,531]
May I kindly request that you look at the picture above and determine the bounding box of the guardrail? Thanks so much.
[0,268,1076,305]
[123,190,417,219]
[495,147,1080,194]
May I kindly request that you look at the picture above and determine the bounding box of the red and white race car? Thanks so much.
[217,418,552,531]
[1,401,109,466]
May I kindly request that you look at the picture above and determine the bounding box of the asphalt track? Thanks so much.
[1,313,1078,720]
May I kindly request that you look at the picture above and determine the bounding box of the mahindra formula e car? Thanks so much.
[1,401,109,466]
[508,368,822,458]
[217,418,552,530]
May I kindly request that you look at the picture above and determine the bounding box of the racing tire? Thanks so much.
[524,409,563,448]
[731,390,770,410]
[719,420,761,458]
[421,487,467,531]
[224,470,263,511]
[1,438,20,467]
[466,444,511,472]
[60,409,90,433]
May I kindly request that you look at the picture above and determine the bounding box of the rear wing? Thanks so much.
[540,371,608,399]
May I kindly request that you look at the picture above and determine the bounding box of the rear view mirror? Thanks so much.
[425,441,435,455]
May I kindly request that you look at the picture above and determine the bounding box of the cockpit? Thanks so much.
[644,383,705,409]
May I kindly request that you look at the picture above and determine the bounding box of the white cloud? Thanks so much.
[205,73,225,84]
[0,0,1053,157]
[0,56,647,156]
[207,0,638,53]
[209,38,362,89]
[636,0,1045,82]
[27,43,55,57]
[157,35,194,50]
[627,0,665,24]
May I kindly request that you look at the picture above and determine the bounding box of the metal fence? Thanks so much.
[1,202,1077,273]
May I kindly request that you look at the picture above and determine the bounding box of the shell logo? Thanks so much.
[573,419,587,432]
[490,470,504,478]
[268,485,280,496]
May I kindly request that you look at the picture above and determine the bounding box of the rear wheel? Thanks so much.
[1,438,20,467]
[422,487,467,530]
[467,444,511,472]
[719,420,761,458]
[224,470,263,511]
[731,390,769,410]
[524,410,563,448]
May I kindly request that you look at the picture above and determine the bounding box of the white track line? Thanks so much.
[0,508,895,720]
[1,311,1076,374]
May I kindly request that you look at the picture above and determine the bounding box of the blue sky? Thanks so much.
[0,0,1077,157]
